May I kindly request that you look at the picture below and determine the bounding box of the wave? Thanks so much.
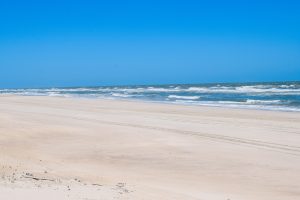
[245,99,282,104]
[2,84,300,95]
[187,86,300,94]
[170,100,300,112]
[1,82,299,112]
[111,93,133,98]
[168,95,200,100]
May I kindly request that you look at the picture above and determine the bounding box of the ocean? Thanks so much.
[1,81,300,112]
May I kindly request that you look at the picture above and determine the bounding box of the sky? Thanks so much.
[0,0,300,88]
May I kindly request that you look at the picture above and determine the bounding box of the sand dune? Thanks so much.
[0,96,300,199]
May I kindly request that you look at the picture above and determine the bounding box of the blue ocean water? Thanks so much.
[1,82,300,112]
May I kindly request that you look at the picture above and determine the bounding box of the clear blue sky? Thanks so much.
[0,0,300,88]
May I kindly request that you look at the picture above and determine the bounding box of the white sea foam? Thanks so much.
[171,100,300,112]
[186,85,300,94]
[3,84,299,95]
[145,87,181,92]
[245,99,282,104]
[111,93,132,98]
[1,83,299,112]
[168,95,200,100]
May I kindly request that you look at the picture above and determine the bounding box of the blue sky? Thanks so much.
[0,0,300,88]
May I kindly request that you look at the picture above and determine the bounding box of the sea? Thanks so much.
[1,81,300,112]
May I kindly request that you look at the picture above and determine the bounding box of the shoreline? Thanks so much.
[1,96,300,199]
[2,94,300,114]
[1,81,300,113]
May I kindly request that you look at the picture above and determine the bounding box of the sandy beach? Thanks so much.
[0,95,300,200]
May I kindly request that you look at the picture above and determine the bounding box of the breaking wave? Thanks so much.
[1,81,300,112]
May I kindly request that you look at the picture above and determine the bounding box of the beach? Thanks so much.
[0,95,300,200]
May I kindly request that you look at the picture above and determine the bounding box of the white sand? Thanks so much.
[0,96,300,199]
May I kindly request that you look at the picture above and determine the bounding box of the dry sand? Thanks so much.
[0,95,300,200]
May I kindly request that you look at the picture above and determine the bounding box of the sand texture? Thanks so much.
[0,96,300,199]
